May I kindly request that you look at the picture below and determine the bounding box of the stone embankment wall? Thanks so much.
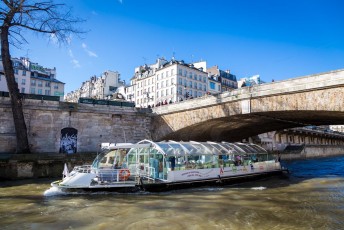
[0,98,152,153]
[0,153,97,180]
[279,145,344,160]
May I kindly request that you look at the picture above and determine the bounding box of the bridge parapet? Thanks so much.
[153,69,344,115]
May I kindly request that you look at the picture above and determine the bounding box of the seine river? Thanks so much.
[1,155,344,230]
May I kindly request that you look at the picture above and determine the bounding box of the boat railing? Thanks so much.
[97,168,135,183]
[136,166,159,181]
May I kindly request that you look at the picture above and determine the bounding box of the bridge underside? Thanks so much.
[159,111,344,142]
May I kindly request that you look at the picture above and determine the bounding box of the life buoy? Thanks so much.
[119,169,130,180]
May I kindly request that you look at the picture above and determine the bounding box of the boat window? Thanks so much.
[236,143,258,153]
[123,139,272,175]
[166,143,187,155]
[228,143,246,153]
[248,144,267,153]
[97,149,132,169]
[208,143,228,154]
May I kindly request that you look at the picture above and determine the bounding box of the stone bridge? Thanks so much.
[151,69,344,142]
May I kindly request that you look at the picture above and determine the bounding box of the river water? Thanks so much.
[1,156,344,230]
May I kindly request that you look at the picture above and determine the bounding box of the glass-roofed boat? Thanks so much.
[51,140,288,192]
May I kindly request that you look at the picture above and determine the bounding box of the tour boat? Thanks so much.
[50,143,148,192]
[51,139,288,192]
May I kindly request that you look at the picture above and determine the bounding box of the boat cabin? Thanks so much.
[125,140,273,181]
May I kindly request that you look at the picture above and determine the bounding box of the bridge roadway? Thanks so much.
[151,69,344,142]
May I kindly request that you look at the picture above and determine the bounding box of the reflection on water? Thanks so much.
[1,156,344,229]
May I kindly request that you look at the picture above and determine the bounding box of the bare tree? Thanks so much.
[0,0,84,153]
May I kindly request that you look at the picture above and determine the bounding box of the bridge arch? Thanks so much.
[151,69,344,142]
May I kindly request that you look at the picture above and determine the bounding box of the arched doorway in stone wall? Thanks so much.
[59,127,78,154]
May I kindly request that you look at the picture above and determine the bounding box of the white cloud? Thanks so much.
[71,59,81,68]
[81,43,98,58]
[66,35,72,45]
[68,49,74,57]
[68,49,81,68]
[49,33,58,45]
[87,50,98,57]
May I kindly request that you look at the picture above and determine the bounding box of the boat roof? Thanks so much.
[101,143,152,150]
[130,140,268,156]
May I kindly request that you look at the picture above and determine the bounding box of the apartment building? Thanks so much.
[0,57,65,100]
[127,58,209,108]
[65,70,124,102]
[207,65,237,92]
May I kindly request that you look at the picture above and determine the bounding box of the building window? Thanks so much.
[45,90,50,95]
[21,79,26,85]
[45,82,50,87]
[14,69,18,74]
[171,69,174,76]
[15,78,18,83]
[184,70,187,77]
[21,88,25,93]
[37,89,42,95]
[189,72,192,79]
[166,71,169,77]
[203,77,206,83]
[38,81,42,87]
[194,74,197,80]
[179,69,182,76]
[210,82,216,90]
[193,82,197,88]
[31,88,35,94]
[54,84,58,89]
[157,74,159,80]
[161,73,164,79]
[166,89,169,96]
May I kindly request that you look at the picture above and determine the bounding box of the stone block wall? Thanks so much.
[0,98,152,153]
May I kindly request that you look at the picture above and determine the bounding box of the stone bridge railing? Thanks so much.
[152,69,344,115]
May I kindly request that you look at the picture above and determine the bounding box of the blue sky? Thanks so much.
[11,0,344,93]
